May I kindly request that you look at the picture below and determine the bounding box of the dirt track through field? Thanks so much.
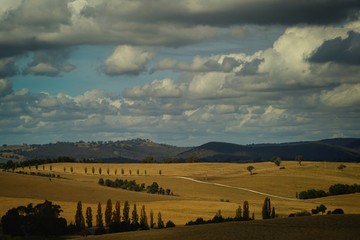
[174,176,300,201]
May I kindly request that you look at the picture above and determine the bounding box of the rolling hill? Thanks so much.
[1,138,360,163]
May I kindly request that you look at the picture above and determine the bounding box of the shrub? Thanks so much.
[332,208,344,214]
[166,220,176,228]
[98,178,104,185]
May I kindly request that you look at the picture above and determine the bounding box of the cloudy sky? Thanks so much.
[1,0,360,146]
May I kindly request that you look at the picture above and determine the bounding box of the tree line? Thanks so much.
[186,198,276,226]
[298,183,360,199]
[74,199,174,235]
[98,178,173,195]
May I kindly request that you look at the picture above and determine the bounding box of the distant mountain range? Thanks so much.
[1,138,360,163]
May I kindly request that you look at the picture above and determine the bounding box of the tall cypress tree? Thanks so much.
[75,201,85,231]
[157,211,164,229]
[131,204,139,227]
[150,209,155,228]
[105,199,112,227]
[86,207,93,228]
[122,201,130,224]
[112,200,121,223]
[262,197,271,219]
[243,200,250,220]
[235,205,242,219]
[140,205,149,229]
[96,202,104,227]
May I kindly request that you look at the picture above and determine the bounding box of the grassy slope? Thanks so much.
[73,215,360,240]
[0,161,359,225]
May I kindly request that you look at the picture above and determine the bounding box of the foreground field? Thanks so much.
[0,161,360,226]
[74,214,360,240]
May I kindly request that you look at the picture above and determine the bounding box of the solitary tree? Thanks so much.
[140,205,149,229]
[107,168,110,175]
[105,199,112,227]
[96,202,104,227]
[159,170,162,176]
[247,166,255,175]
[129,169,132,175]
[63,167,66,173]
[92,166,95,175]
[121,168,124,175]
[262,197,271,219]
[84,167,88,174]
[42,165,45,171]
[70,166,74,173]
[131,204,139,227]
[114,169,117,175]
[295,155,304,166]
[337,164,346,171]
[50,165,52,171]
[75,201,85,231]
[86,206,93,228]
[137,169,140,175]
[98,168,102,175]
[243,200,250,220]
[157,211,164,229]
[272,156,282,166]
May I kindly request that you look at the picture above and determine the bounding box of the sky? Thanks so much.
[0,0,360,147]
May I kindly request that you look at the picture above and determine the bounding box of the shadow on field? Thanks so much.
[73,214,360,240]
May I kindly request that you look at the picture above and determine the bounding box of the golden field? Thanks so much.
[0,161,360,226]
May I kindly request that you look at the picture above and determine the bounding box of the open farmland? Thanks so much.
[1,161,360,226]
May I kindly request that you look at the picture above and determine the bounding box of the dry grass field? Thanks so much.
[1,161,360,227]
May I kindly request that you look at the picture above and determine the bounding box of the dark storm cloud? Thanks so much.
[238,59,263,76]
[23,48,76,76]
[309,31,360,65]
[118,0,360,26]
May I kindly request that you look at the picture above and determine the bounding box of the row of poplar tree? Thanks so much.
[74,199,172,234]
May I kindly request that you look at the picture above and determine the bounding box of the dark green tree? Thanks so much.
[75,201,85,231]
[86,206,93,228]
[122,201,130,224]
[50,165,53,171]
[157,211,164,229]
[121,168,124,175]
[140,205,149,229]
[107,168,110,175]
[96,202,104,227]
[105,199,113,227]
[262,197,271,219]
[150,209,155,228]
[247,166,255,175]
[112,200,121,223]
[84,167,88,174]
[235,205,242,219]
[318,204,327,215]
[295,155,304,166]
[243,200,250,220]
[271,207,276,218]
[63,167,66,172]
[98,167,102,175]
[131,204,139,226]
[70,166,74,173]
[92,166,95,174]
[114,169,117,175]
